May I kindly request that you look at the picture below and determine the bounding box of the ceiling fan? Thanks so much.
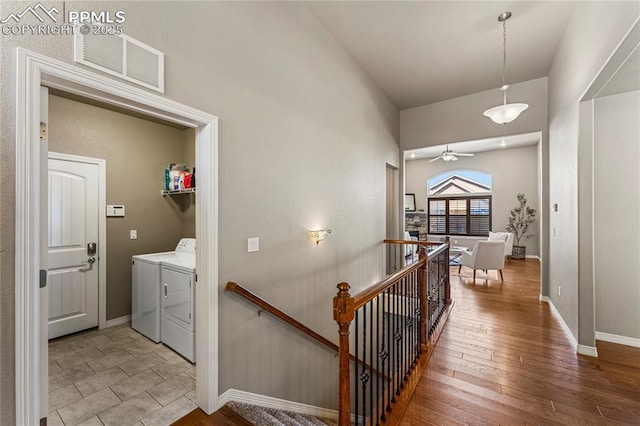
[428,146,475,163]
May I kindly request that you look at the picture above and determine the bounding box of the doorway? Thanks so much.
[14,49,219,424]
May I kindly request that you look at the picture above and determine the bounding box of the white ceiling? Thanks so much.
[405,131,541,161]
[306,1,577,109]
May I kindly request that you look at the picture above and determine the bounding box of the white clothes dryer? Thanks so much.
[131,238,196,362]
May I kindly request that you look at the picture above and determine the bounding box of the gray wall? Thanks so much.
[547,2,640,345]
[594,90,640,340]
[405,145,539,256]
[401,77,548,150]
[48,94,195,320]
[0,2,399,422]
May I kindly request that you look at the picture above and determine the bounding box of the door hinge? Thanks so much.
[39,269,47,288]
[40,122,47,140]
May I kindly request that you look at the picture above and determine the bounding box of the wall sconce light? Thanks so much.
[310,229,331,245]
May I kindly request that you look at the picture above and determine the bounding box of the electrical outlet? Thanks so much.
[130,230,137,240]
[558,285,562,297]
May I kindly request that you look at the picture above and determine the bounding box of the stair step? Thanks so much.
[227,401,285,425]
[227,401,337,426]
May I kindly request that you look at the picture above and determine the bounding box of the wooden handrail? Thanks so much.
[352,242,448,311]
[383,239,439,246]
[226,281,337,351]
[226,281,388,380]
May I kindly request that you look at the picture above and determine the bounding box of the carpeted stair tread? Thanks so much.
[228,401,337,426]
[265,408,301,425]
[290,413,317,426]
[227,402,285,425]
[299,414,329,426]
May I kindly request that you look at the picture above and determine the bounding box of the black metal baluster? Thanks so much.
[361,304,368,423]
[376,295,381,425]
[410,272,414,368]
[395,281,402,395]
[413,269,420,361]
[369,300,374,425]
[418,267,423,352]
[355,310,359,425]
[391,283,397,402]
[403,275,408,383]
[385,288,391,415]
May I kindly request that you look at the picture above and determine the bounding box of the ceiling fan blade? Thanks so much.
[451,156,458,161]
[454,153,474,157]
[428,156,443,163]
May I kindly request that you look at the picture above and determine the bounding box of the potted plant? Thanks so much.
[506,193,536,259]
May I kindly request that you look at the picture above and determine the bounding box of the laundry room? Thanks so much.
[46,92,198,421]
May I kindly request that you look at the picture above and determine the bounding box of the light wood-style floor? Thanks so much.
[400,259,640,425]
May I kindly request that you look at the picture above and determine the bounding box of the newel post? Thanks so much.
[418,246,428,345]
[333,282,354,426]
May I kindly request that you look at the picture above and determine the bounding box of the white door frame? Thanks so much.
[15,48,220,424]
[48,152,107,330]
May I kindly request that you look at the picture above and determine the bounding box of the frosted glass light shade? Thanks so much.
[483,103,529,124]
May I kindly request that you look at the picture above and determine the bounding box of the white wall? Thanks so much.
[594,90,640,340]
[547,3,640,346]
[405,145,539,255]
[0,2,399,420]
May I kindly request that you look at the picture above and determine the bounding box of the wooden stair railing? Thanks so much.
[333,239,452,425]
[227,281,336,349]
[225,281,387,379]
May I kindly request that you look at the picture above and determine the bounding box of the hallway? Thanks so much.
[400,260,640,425]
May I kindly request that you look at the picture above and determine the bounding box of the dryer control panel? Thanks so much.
[175,238,196,254]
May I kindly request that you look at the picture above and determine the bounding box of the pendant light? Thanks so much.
[483,12,529,125]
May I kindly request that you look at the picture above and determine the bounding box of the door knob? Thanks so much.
[84,257,96,264]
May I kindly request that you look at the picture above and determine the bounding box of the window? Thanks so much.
[427,171,492,237]
[428,196,491,236]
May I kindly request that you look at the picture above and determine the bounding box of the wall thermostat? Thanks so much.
[106,205,125,217]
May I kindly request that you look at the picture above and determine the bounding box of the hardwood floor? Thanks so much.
[400,259,640,425]
[172,405,253,425]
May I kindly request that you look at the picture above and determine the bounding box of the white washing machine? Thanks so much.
[131,238,196,362]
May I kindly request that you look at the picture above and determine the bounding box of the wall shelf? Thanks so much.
[161,188,196,196]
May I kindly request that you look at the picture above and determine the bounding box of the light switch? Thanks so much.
[248,237,259,253]
[130,230,137,240]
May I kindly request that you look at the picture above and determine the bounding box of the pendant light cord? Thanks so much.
[502,18,507,89]
[502,17,508,105]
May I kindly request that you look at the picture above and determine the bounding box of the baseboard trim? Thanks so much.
[525,255,541,260]
[577,345,598,357]
[218,389,338,420]
[596,331,640,348]
[539,296,579,352]
[104,315,131,328]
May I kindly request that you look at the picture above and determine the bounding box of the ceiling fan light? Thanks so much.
[483,103,529,125]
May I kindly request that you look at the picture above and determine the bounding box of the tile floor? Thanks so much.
[48,323,196,426]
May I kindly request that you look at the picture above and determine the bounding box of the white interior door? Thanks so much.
[48,158,100,339]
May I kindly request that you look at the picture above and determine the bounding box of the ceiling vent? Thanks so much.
[74,24,164,93]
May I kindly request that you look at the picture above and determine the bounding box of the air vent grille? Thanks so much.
[125,40,159,87]
[74,25,164,93]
